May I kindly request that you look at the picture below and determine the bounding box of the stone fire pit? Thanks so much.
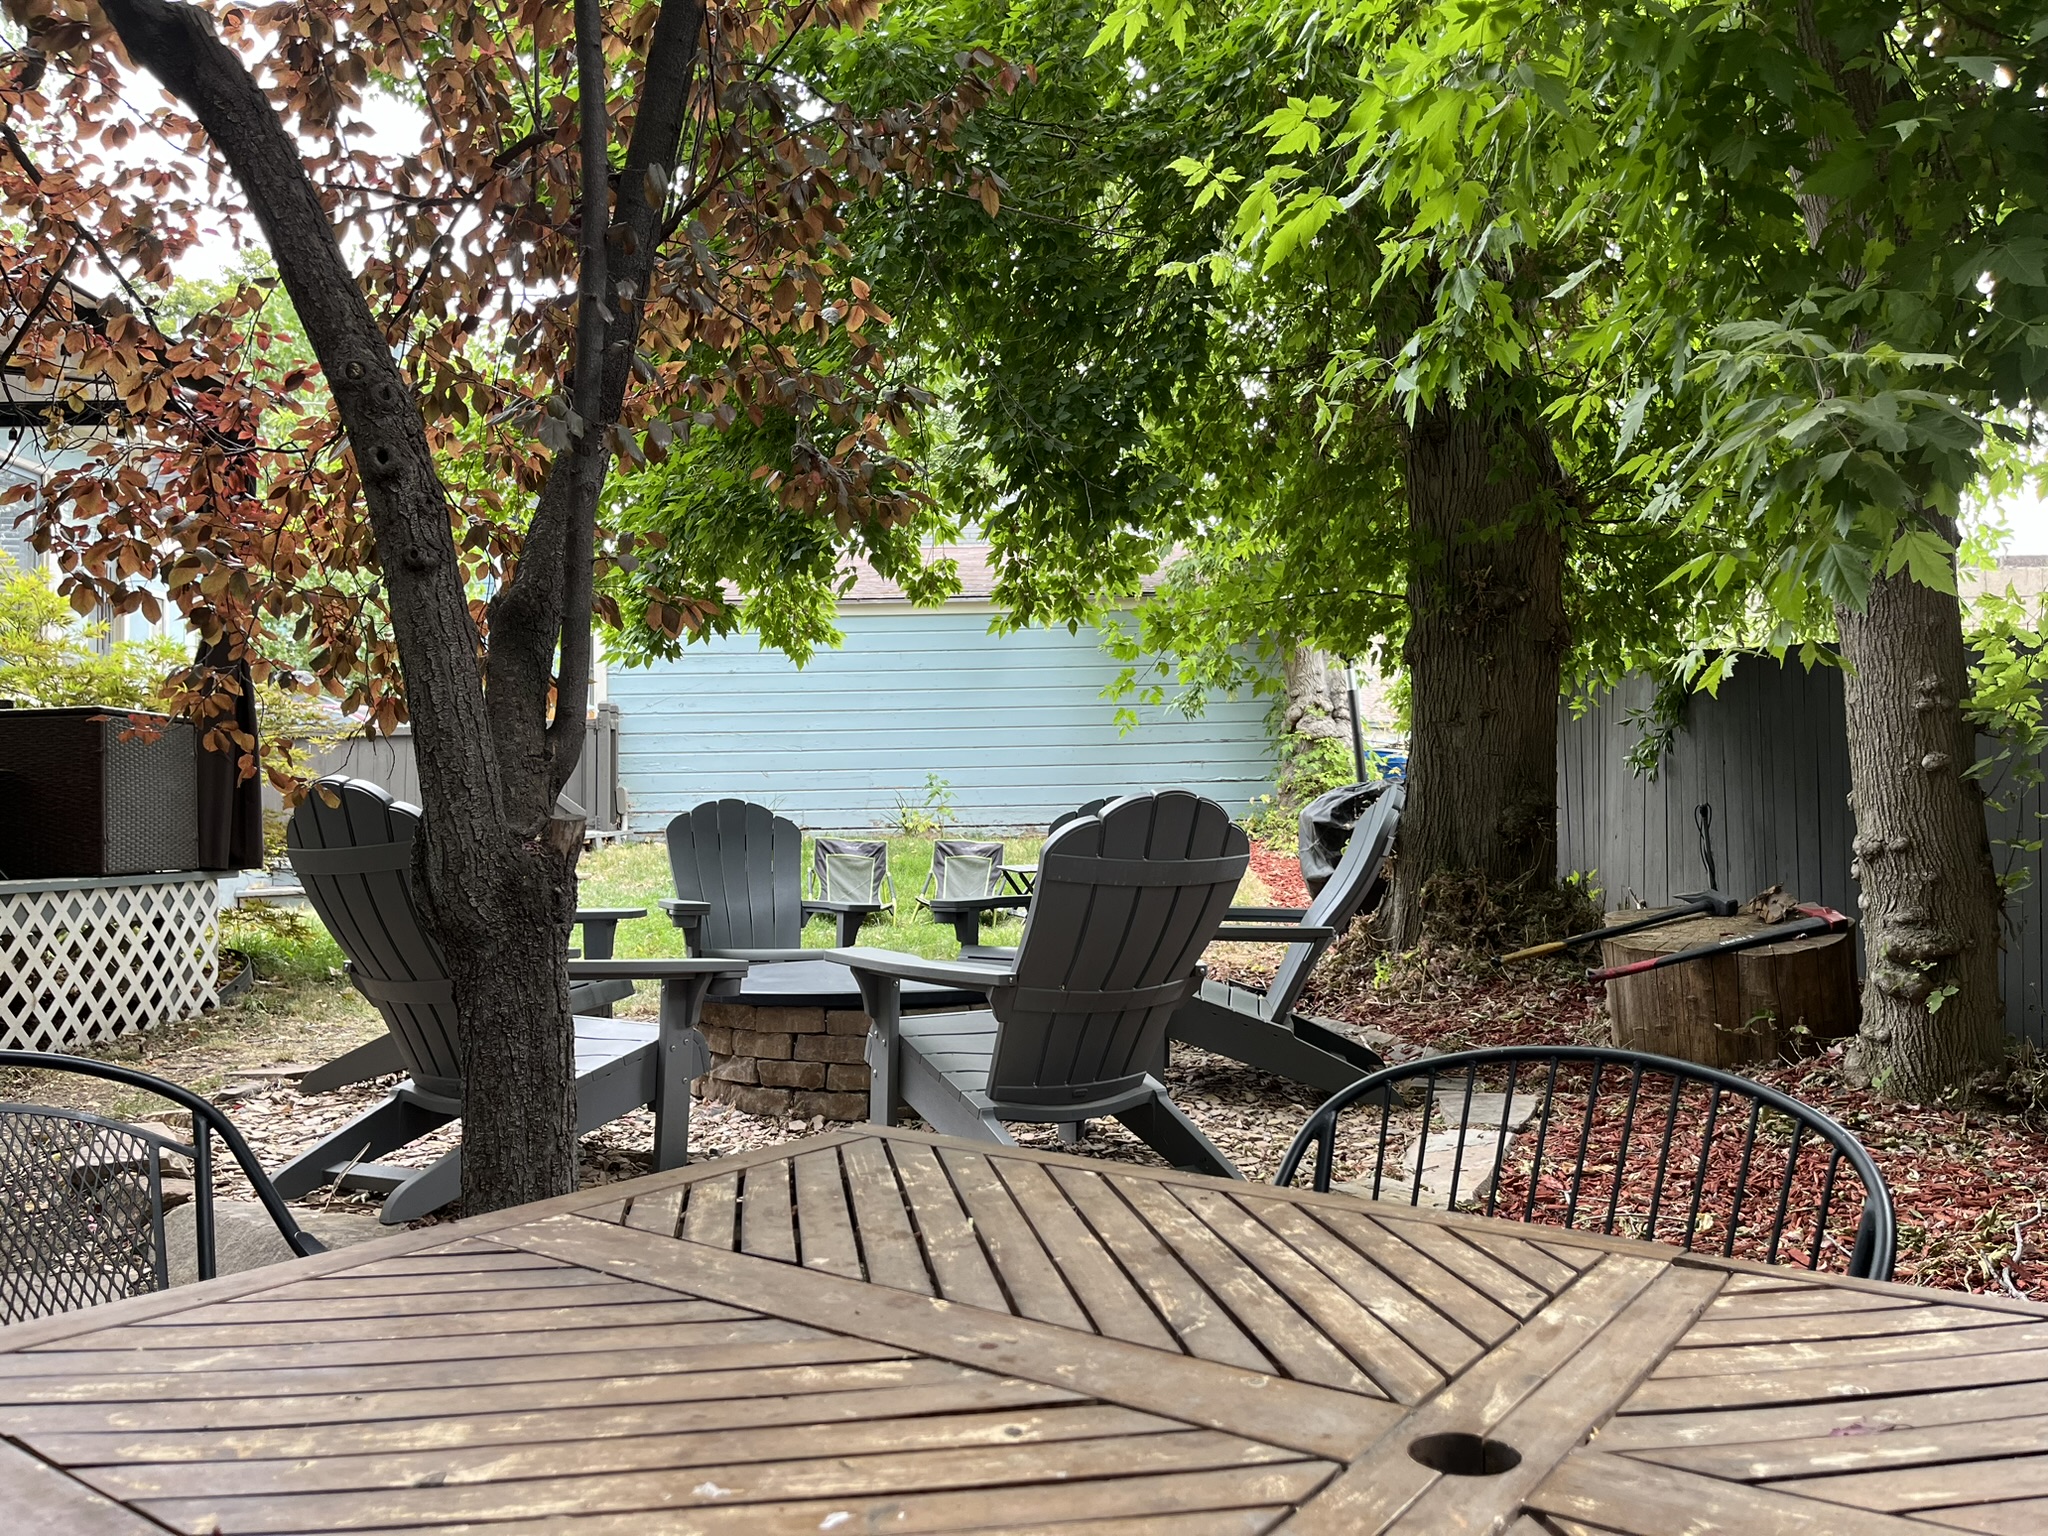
[697,1002,872,1122]
[685,959,990,1124]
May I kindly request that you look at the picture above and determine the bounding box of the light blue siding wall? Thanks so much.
[606,606,1277,831]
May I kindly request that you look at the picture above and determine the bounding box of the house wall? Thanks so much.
[1557,658,2047,1045]
[604,604,1278,831]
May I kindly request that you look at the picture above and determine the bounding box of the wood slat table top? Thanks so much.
[4,1125,2044,1534]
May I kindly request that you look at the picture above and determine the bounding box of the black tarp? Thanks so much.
[1297,780,1397,896]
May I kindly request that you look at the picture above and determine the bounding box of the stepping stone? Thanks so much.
[1433,1090,1542,1132]
[1391,1128,1512,1209]
[164,1201,386,1287]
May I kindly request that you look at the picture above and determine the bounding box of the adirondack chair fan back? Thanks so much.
[983,795,1247,1114]
[288,779,466,1100]
[666,799,805,952]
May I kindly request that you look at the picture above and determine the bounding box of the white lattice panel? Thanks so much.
[0,876,219,1052]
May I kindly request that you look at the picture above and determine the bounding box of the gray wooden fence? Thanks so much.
[1558,659,2048,1045]
[273,703,626,834]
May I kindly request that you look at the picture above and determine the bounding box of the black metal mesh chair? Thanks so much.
[1275,1045,1895,1280]
[0,1052,325,1323]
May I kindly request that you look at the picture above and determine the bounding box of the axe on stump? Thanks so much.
[1501,889,1739,964]
[1585,904,1852,983]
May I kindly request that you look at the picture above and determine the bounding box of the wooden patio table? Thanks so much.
[1,1126,2042,1535]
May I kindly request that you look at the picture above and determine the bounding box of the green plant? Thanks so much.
[1277,734,1358,804]
[218,902,345,984]
[1241,792,1296,847]
[891,772,957,837]
[0,553,182,709]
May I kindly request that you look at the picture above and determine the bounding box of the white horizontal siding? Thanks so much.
[607,609,1276,830]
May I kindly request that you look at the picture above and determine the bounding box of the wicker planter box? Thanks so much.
[0,707,199,878]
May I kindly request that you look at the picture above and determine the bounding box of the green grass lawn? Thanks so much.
[576,833,1046,964]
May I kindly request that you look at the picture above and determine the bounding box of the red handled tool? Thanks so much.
[1501,888,1737,963]
[1587,904,1851,982]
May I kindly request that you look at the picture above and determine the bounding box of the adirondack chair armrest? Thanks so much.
[801,899,884,916]
[1224,906,1309,921]
[825,946,1017,989]
[572,907,645,962]
[922,893,1033,913]
[565,958,748,980]
[1210,923,1336,943]
[713,947,820,962]
[659,897,711,951]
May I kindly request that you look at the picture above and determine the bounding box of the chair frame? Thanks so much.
[0,1051,325,1319]
[917,838,1031,947]
[1275,1044,1897,1281]
[802,836,893,946]
[838,792,1249,1180]
[1167,785,1403,1091]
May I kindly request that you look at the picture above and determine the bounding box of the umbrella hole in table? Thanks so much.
[1408,1431,1523,1477]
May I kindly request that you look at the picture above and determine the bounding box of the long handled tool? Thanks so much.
[1502,889,1738,963]
[1586,904,1851,982]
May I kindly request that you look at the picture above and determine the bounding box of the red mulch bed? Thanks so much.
[1286,934,2048,1298]
[1247,842,1311,909]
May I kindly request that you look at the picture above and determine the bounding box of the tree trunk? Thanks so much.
[1278,647,1354,799]
[1384,392,1568,947]
[98,0,708,1215]
[1837,550,2004,1098]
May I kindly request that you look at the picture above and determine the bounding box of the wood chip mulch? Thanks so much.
[173,840,2048,1299]
[1297,951,2048,1298]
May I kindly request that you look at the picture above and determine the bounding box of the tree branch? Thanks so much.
[94,0,506,869]
[482,0,706,812]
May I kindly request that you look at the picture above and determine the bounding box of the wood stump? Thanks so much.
[1600,910,1858,1070]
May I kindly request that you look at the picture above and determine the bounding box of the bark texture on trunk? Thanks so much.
[1786,0,2006,1094]
[1837,556,2004,1097]
[1385,393,1568,948]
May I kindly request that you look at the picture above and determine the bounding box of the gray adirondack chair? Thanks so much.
[275,778,743,1224]
[1167,784,1403,1092]
[660,799,811,956]
[662,799,987,1008]
[836,790,1249,1179]
[299,906,643,1093]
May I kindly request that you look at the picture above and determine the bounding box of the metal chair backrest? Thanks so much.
[1263,784,1403,1018]
[928,839,1006,901]
[0,1052,323,1322]
[666,799,806,952]
[813,837,889,904]
[288,777,463,1096]
[986,792,1248,1109]
[1275,1045,1896,1281]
